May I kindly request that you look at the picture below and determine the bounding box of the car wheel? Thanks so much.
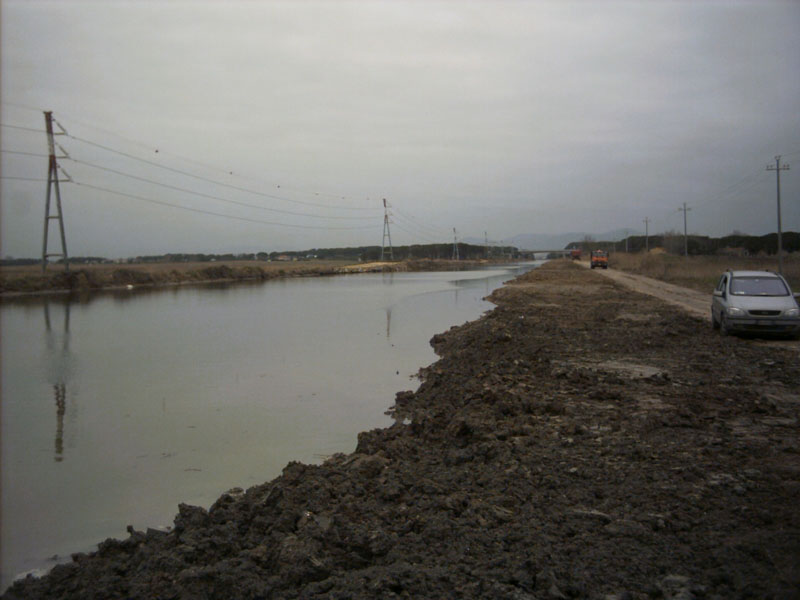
[720,314,730,336]
[711,310,720,330]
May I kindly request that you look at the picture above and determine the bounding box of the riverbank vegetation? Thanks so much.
[0,258,510,296]
[0,242,516,268]
[570,231,800,256]
[609,251,800,292]
[0,260,349,295]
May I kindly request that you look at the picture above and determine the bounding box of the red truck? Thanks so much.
[590,250,608,269]
[570,249,582,260]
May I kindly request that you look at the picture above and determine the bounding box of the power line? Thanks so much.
[60,123,379,211]
[1,149,51,158]
[692,167,767,210]
[389,220,441,245]
[0,101,46,113]
[390,212,442,240]
[66,133,378,212]
[392,206,450,236]
[0,176,49,181]
[72,181,379,231]
[0,123,45,133]
[56,110,378,204]
[67,157,376,221]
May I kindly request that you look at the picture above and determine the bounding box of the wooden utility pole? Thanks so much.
[643,217,650,252]
[767,156,790,275]
[42,111,69,272]
[452,228,459,260]
[679,203,691,257]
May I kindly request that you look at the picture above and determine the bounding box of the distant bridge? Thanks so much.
[517,249,575,259]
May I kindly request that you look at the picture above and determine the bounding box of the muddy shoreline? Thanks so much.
[4,261,799,599]
[0,259,498,298]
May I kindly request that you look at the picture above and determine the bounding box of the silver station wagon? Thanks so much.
[711,270,800,338]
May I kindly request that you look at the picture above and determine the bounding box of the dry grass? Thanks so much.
[0,259,352,278]
[0,260,355,294]
[609,252,800,293]
[0,258,499,295]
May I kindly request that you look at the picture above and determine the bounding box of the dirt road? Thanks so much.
[579,262,710,321]
[5,261,799,599]
[584,262,799,351]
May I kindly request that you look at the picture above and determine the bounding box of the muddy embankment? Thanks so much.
[5,261,799,599]
[0,259,496,296]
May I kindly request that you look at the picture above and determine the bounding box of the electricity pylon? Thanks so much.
[380,198,393,261]
[41,111,69,272]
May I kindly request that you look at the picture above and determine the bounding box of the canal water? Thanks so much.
[0,262,540,588]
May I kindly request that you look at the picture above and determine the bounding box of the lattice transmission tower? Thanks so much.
[380,198,393,261]
[41,111,70,272]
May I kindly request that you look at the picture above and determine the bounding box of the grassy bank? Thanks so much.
[0,260,354,295]
[0,258,506,296]
[608,251,800,293]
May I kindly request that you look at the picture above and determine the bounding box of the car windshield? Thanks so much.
[730,276,789,296]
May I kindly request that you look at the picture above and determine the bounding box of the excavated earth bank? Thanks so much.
[5,261,799,599]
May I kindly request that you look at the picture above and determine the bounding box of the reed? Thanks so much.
[608,252,800,293]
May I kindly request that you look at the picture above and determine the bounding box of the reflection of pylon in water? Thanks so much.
[380,198,393,261]
[44,299,71,462]
[54,383,66,462]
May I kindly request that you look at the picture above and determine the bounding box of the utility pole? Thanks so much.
[767,155,790,275]
[484,231,489,259]
[643,217,650,252]
[42,111,69,272]
[452,228,459,260]
[679,202,691,257]
[380,198,393,261]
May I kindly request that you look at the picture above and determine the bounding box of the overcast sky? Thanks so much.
[1,0,799,258]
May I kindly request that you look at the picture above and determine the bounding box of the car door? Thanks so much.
[712,274,728,320]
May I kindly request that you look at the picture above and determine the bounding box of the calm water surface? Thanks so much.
[0,263,540,588]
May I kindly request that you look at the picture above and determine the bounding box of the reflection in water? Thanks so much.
[54,384,66,462]
[43,300,71,462]
[1,262,544,589]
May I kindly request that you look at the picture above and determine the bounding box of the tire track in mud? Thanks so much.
[578,262,710,320]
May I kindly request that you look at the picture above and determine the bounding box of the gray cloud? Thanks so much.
[2,1,798,258]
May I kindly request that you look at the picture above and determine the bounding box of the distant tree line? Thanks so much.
[1,243,518,266]
[4,233,796,267]
[566,231,800,256]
